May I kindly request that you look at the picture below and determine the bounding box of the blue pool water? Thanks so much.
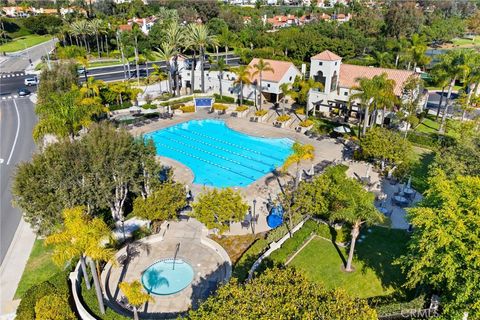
[141,259,194,295]
[145,120,294,188]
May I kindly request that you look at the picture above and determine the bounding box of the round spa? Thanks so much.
[141,258,194,295]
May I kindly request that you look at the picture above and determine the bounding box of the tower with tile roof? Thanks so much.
[310,50,342,94]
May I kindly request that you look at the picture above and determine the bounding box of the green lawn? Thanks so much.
[88,60,122,68]
[409,147,435,193]
[14,239,62,299]
[288,227,409,299]
[451,37,480,47]
[0,35,52,53]
[415,115,440,134]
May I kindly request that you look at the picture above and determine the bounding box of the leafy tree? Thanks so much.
[252,58,274,110]
[133,181,186,229]
[289,76,323,116]
[23,14,63,35]
[186,267,377,319]
[231,65,252,105]
[34,294,75,320]
[119,281,153,320]
[360,127,412,166]
[37,61,78,103]
[16,282,58,320]
[33,88,105,142]
[384,1,424,39]
[405,33,430,71]
[46,206,114,314]
[282,142,314,189]
[398,170,480,318]
[192,188,248,234]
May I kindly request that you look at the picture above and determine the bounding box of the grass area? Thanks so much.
[14,239,62,299]
[88,60,122,68]
[287,226,409,299]
[0,34,52,53]
[425,85,462,92]
[415,115,440,134]
[409,147,435,193]
[80,281,129,320]
[211,234,259,264]
[451,37,480,47]
[232,237,269,282]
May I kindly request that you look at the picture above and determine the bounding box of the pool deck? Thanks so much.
[102,219,231,318]
[129,110,415,232]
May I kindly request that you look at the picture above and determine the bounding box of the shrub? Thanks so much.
[406,131,438,149]
[170,103,185,110]
[232,237,269,282]
[276,115,291,122]
[295,107,305,115]
[180,105,195,113]
[214,94,235,103]
[132,225,152,240]
[141,103,157,110]
[193,89,203,93]
[16,282,57,320]
[236,105,249,112]
[243,99,254,106]
[255,109,268,117]
[299,119,314,127]
[108,101,133,111]
[35,294,75,320]
[213,103,228,111]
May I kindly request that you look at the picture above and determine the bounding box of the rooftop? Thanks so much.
[247,58,297,83]
[311,50,342,61]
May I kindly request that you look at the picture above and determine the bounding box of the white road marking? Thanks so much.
[7,75,11,77]
[1,97,5,100]
[0,158,4,164]
[13,95,18,98]
[7,96,12,99]
[6,99,21,165]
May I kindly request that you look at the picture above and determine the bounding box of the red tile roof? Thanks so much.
[339,64,417,95]
[118,24,132,32]
[247,58,297,83]
[311,50,342,61]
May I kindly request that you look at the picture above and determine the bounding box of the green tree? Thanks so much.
[119,281,153,320]
[37,61,78,103]
[187,23,218,93]
[186,267,377,319]
[155,41,176,95]
[211,57,228,99]
[231,65,252,105]
[289,76,324,116]
[360,127,412,166]
[406,33,430,71]
[349,76,377,136]
[133,181,186,229]
[192,188,248,234]
[45,207,114,314]
[384,1,424,39]
[398,170,480,318]
[282,142,314,189]
[34,294,75,320]
[33,88,105,142]
[252,58,274,110]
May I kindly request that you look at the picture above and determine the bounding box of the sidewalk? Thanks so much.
[0,218,36,319]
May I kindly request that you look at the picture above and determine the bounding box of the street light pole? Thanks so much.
[251,199,257,234]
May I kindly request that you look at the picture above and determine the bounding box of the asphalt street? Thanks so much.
[1,39,57,73]
[0,97,37,265]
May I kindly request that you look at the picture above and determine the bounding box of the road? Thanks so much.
[0,39,58,73]
[0,97,37,265]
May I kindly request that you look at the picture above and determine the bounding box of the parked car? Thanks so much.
[17,88,31,96]
[77,67,88,75]
[24,77,39,86]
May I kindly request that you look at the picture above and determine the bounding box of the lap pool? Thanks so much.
[145,119,293,188]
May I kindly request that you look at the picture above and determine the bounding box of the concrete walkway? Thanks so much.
[0,218,36,319]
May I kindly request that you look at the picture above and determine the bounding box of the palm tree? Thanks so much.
[349,77,377,136]
[33,89,104,142]
[289,77,323,117]
[80,77,105,98]
[69,21,83,48]
[212,58,228,99]
[89,19,103,58]
[406,34,430,71]
[252,59,274,110]
[373,73,397,127]
[165,21,185,96]
[45,207,115,314]
[430,65,451,121]
[187,24,218,93]
[119,281,153,320]
[282,142,315,190]
[231,65,252,106]
[329,182,383,272]
[155,42,176,95]
[217,27,237,65]
[148,64,167,94]
[185,23,199,95]
[279,82,291,115]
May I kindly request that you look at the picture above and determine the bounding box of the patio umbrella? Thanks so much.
[333,125,351,134]
[406,176,412,189]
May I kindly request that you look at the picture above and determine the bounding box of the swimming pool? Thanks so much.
[145,120,293,187]
[141,259,194,295]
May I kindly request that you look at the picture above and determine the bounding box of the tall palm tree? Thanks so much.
[279,82,291,115]
[185,23,199,94]
[69,21,83,48]
[430,65,451,121]
[373,73,397,127]
[406,34,430,71]
[165,21,185,96]
[282,142,315,190]
[45,207,115,315]
[80,77,105,98]
[148,64,167,94]
[211,58,228,99]
[187,24,218,93]
[217,27,236,65]
[130,24,144,86]
[155,42,176,95]
[252,59,274,110]
[231,65,251,105]
[349,77,378,136]
[89,19,103,58]
[119,281,153,320]
[289,77,323,117]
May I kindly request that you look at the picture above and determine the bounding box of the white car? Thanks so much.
[24,77,39,86]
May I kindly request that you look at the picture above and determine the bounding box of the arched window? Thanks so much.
[314,71,326,91]
[331,71,338,91]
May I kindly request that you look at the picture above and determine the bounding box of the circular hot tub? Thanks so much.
[141,258,194,295]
